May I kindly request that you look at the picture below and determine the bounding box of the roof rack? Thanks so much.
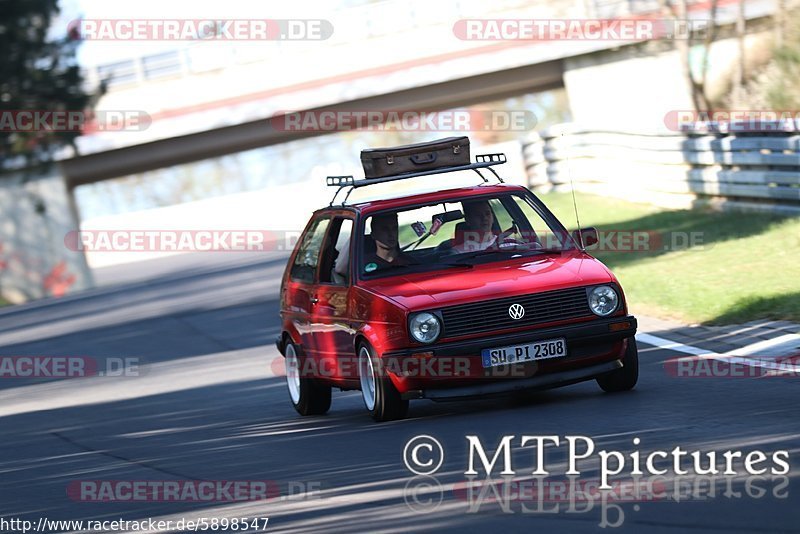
[327,152,507,206]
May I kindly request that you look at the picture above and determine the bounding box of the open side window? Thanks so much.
[290,217,330,283]
[319,217,354,286]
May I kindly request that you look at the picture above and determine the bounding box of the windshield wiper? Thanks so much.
[363,263,414,275]
[427,261,473,269]
[364,261,472,276]
[527,248,564,255]
[453,247,563,264]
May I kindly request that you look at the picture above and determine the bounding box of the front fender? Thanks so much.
[355,322,407,357]
[352,286,409,356]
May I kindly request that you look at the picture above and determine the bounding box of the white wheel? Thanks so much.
[357,342,408,422]
[282,340,331,415]
[359,345,376,410]
[286,343,301,404]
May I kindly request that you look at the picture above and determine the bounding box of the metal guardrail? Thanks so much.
[523,124,800,215]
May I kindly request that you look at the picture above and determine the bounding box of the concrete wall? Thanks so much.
[563,31,775,131]
[563,45,694,130]
[0,169,93,303]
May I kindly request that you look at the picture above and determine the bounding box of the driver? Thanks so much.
[363,212,412,272]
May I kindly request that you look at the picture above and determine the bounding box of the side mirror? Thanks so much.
[572,227,598,248]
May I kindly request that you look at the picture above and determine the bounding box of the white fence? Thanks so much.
[524,124,800,215]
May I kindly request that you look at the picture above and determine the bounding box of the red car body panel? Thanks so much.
[360,251,617,313]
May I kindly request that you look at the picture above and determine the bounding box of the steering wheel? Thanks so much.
[497,235,543,250]
[497,236,523,249]
[435,239,455,252]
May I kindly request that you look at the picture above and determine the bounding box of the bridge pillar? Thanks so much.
[0,168,93,303]
[563,45,693,130]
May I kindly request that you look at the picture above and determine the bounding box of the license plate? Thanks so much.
[481,338,568,368]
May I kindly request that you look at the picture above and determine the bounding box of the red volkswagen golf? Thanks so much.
[276,139,638,421]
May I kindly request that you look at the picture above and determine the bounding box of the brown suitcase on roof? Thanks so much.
[360,136,470,179]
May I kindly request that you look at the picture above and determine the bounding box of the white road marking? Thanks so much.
[636,332,800,374]
[636,333,715,357]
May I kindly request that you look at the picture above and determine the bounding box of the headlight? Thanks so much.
[588,285,619,316]
[409,312,441,343]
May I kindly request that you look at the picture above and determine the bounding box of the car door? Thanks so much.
[283,216,330,359]
[309,215,356,382]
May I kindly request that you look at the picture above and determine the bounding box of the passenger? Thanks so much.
[453,200,499,252]
[363,212,412,272]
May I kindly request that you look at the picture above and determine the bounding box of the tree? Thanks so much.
[0,0,95,169]
[658,0,719,112]
[766,7,800,109]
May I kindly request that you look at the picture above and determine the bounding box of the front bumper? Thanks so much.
[385,315,637,398]
[403,359,623,400]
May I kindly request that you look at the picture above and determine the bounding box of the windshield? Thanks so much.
[359,192,572,278]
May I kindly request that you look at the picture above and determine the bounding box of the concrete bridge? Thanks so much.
[64,0,775,185]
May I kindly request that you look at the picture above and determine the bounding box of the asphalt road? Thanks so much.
[0,253,798,533]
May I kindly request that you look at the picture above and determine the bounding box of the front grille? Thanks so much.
[440,287,592,339]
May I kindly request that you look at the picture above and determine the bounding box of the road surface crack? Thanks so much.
[51,430,200,480]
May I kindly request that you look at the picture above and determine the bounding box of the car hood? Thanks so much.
[361,252,615,310]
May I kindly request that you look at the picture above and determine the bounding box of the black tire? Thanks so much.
[597,337,639,392]
[284,341,331,416]
[358,342,409,422]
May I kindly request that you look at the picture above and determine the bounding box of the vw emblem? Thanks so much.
[508,303,525,320]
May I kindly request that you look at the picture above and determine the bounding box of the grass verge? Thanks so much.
[538,192,800,325]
